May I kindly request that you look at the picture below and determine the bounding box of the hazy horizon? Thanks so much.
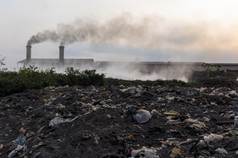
[1,0,238,69]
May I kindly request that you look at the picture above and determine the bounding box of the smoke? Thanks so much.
[26,14,201,46]
[28,13,158,46]
[27,13,238,55]
[27,30,59,45]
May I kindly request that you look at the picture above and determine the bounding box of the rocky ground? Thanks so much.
[0,83,238,158]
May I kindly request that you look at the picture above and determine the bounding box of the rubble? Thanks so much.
[0,84,238,157]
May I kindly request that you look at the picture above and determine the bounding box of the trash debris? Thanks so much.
[215,147,228,155]
[0,83,238,157]
[8,145,24,158]
[127,135,135,141]
[197,140,207,149]
[32,141,45,149]
[49,117,72,127]
[133,109,152,123]
[33,152,41,158]
[11,135,27,146]
[167,138,176,141]
[169,147,181,158]
[204,134,223,147]
[19,127,26,134]
[131,146,159,158]
[184,118,206,129]
[164,111,179,116]
[234,118,238,127]
[49,116,78,127]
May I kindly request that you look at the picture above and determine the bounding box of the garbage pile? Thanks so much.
[0,84,238,157]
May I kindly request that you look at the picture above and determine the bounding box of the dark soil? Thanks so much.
[0,84,238,158]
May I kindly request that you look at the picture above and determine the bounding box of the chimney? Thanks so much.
[59,46,64,63]
[26,45,31,62]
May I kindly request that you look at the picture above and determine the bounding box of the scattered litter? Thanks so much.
[133,109,152,123]
[131,146,159,158]
[204,134,223,147]
[215,147,228,155]
[167,138,176,141]
[184,118,206,129]
[0,84,238,157]
[11,135,27,146]
[164,112,179,116]
[32,141,45,149]
[127,135,135,141]
[8,145,24,158]
[169,147,181,158]
[33,152,41,158]
[234,119,238,127]
[49,116,78,127]
[197,140,207,148]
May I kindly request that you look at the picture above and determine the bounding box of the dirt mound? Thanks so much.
[0,85,238,157]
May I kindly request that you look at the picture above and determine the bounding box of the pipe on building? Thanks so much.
[26,45,32,63]
[59,46,64,64]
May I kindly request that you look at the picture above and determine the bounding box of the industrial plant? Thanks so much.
[17,45,238,81]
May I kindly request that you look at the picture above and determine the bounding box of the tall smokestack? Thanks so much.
[59,46,64,63]
[26,45,31,62]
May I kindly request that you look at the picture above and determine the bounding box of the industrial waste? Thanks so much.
[0,83,238,157]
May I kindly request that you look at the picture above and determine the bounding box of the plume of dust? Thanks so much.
[20,57,191,82]
[93,62,190,82]
[26,61,190,82]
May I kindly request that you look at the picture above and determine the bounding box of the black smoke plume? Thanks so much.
[27,13,203,48]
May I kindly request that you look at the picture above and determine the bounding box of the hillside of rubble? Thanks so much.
[0,80,238,157]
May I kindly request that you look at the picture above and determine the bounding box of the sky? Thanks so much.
[1,0,238,68]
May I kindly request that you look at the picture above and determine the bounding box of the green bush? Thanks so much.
[0,78,25,97]
[0,66,105,97]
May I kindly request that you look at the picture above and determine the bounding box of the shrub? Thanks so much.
[0,78,25,97]
[0,66,105,97]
